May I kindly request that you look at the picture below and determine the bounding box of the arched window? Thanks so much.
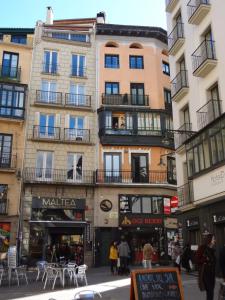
[105,41,119,48]
[129,43,143,49]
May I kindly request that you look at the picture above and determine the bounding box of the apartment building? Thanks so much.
[0,28,34,252]
[166,0,225,251]
[94,14,177,266]
[21,8,97,265]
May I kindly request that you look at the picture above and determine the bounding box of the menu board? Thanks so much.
[130,268,184,300]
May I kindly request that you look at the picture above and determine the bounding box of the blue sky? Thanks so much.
[0,0,166,29]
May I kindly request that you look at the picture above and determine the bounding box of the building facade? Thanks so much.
[21,9,97,265]
[166,0,225,256]
[0,28,34,252]
[94,20,177,266]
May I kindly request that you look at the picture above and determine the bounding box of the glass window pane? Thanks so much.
[142,196,151,213]
[203,139,210,169]
[193,147,199,173]
[152,197,162,214]
[210,136,218,165]
[131,196,141,213]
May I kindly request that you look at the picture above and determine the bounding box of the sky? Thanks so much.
[0,0,167,29]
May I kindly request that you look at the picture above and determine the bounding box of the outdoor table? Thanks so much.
[54,266,74,287]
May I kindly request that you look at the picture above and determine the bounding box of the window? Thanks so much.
[167,157,176,184]
[164,89,172,105]
[41,80,57,103]
[152,197,163,214]
[0,84,25,118]
[105,55,119,68]
[137,112,161,132]
[105,42,119,48]
[0,134,12,168]
[129,43,143,49]
[71,54,86,77]
[69,83,86,106]
[67,153,83,182]
[52,32,88,42]
[131,154,148,183]
[105,82,119,94]
[165,116,173,130]
[129,56,144,69]
[162,61,170,75]
[43,50,58,74]
[39,114,55,138]
[104,153,121,182]
[0,34,3,41]
[130,83,145,105]
[11,35,27,44]
[65,115,84,140]
[2,52,19,78]
[0,185,7,214]
[36,151,53,179]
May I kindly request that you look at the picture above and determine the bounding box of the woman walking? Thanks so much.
[109,241,118,275]
[172,241,182,272]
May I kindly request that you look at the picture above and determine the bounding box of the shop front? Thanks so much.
[29,197,88,264]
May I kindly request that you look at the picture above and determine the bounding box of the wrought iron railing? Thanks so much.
[168,22,184,51]
[102,94,149,106]
[187,0,210,20]
[0,154,17,169]
[0,65,21,81]
[42,63,58,74]
[65,93,91,107]
[174,123,193,148]
[32,126,61,140]
[192,40,216,73]
[35,90,63,105]
[64,128,90,142]
[178,181,193,207]
[171,70,189,98]
[23,168,95,184]
[71,67,86,77]
[197,99,222,130]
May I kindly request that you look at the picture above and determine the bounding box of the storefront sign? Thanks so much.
[119,214,163,227]
[213,212,225,224]
[100,199,112,212]
[186,217,199,228]
[32,197,85,210]
[164,217,178,229]
[164,198,171,215]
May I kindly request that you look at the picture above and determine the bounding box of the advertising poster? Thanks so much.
[0,223,10,252]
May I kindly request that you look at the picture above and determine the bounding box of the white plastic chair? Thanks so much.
[0,268,4,286]
[36,261,47,281]
[74,290,102,299]
[76,264,88,286]
[16,266,28,285]
[43,267,60,290]
[66,263,78,286]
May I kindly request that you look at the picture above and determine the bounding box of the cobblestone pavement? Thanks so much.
[0,267,221,300]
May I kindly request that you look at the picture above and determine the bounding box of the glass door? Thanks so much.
[68,116,84,140]
[70,83,85,105]
[41,80,57,103]
[130,83,144,105]
[2,52,18,78]
[104,153,121,183]
[131,154,148,183]
[39,114,55,138]
[36,151,53,180]
[67,153,83,182]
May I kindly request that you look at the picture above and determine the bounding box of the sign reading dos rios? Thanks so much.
[32,197,86,210]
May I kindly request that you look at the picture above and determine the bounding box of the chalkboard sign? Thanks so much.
[130,268,184,300]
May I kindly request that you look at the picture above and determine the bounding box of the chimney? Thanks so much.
[46,6,54,25]
[96,12,106,24]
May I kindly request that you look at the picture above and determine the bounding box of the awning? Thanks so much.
[29,220,87,228]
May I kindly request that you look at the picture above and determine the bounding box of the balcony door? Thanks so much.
[36,151,53,180]
[41,80,57,103]
[66,115,84,140]
[2,52,18,78]
[69,83,85,105]
[0,134,12,168]
[39,114,55,138]
[131,153,148,183]
[67,153,83,182]
[104,153,121,182]
[130,83,144,105]
[167,156,176,184]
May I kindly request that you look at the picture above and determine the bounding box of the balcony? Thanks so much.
[35,90,63,106]
[168,23,185,55]
[64,128,91,143]
[65,93,91,108]
[102,94,149,106]
[171,70,189,102]
[178,181,193,208]
[42,63,58,75]
[71,67,86,78]
[32,126,61,141]
[0,66,21,82]
[96,170,176,185]
[197,100,222,130]
[165,0,179,12]
[192,40,217,77]
[0,154,17,170]
[174,123,193,149]
[23,168,95,185]
[0,199,7,214]
[187,0,210,25]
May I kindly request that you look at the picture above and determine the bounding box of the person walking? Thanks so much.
[142,242,154,269]
[196,233,216,300]
[117,236,130,275]
[109,241,118,275]
[219,243,225,281]
[181,243,192,273]
[172,241,182,272]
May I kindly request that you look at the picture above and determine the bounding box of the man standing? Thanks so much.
[118,236,130,275]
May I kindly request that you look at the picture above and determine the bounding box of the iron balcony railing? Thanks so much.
[102,127,162,136]
[96,170,176,185]
[42,63,58,74]
[171,70,189,98]
[32,126,61,140]
[102,94,149,106]
[178,181,193,207]
[187,0,210,20]
[23,168,95,184]
[0,154,17,169]
[0,199,7,214]
[174,123,193,149]
[64,128,90,143]
[192,40,216,73]
[35,90,63,105]
[71,67,86,77]
[197,99,222,130]
[0,65,21,81]
[168,22,184,51]
[65,93,91,107]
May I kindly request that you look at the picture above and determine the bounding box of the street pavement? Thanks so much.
[0,266,221,300]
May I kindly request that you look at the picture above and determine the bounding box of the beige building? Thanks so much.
[0,28,34,252]
[22,8,97,265]
[166,0,225,249]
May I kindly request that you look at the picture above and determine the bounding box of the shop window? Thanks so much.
[131,196,141,213]
[142,196,152,213]
[152,197,163,214]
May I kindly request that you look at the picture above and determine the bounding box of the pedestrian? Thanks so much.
[219,243,225,281]
[117,236,130,275]
[196,233,216,300]
[142,242,154,269]
[181,243,193,273]
[109,241,118,275]
[172,241,182,272]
